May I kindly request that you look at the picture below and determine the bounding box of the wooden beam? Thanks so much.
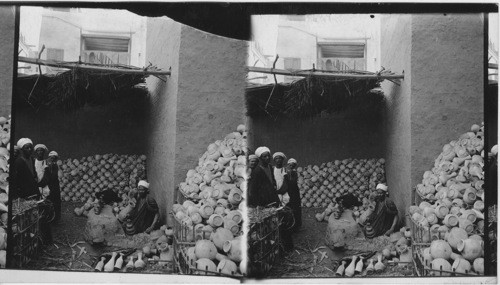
[246,66,404,80]
[489,63,498,69]
[18,56,171,76]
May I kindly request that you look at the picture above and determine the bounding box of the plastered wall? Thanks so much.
[380,14,412,221]
[410,14,484,189]
[0,6,15,116]
[145,17,181,222]
[381,14,484,223]
[146,18,246,223]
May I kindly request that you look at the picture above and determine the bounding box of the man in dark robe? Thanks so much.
[280,158,302,232]
[247,146,280,208]
[363,183,399,238]
[12,138,40,200]
[123,180,159,235]
[38,151,61,222]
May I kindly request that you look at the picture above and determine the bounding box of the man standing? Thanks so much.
[123,180,159,235]
[272,152,289,204]
[282,158,302,231]
[12,138,39,200]
[248,147,280,208]
[34,144,49,197]
[38,151,61,222]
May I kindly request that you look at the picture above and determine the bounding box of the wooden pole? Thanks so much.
[246,66,404,80]
[18,56,171,76]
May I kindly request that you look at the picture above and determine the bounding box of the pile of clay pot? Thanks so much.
[0,115,9,268]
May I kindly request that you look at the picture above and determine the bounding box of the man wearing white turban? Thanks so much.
[272,152,288,204]
[39,151,62,221]
[276,158,302,232]
[362,183,399,238]
[124,180,159,235]
[248,147,280,207]
[34,144,49,198]
[12,138,40,199]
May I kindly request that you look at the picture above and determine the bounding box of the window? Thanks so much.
[82,36,130,53]
[283,57,301,83]
[318,43,366,71]
[81,36,131,65]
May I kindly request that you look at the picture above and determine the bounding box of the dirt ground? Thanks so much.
[267,207,415,278]
[22,202,174,274]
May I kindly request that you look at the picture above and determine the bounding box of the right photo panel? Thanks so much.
[246,13,497,279]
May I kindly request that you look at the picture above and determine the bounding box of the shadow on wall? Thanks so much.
[14,94,148,159]
[248,105,386,166]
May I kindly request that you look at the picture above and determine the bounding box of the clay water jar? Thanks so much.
[364,223,375,239]
[366,259,375,274]
[473,200,484,212]
[104,252,117,272]
[443,214,459,227]
[446,227,468,250]
[199,204,214,219]
[134,252,146,269]
[452,258,472,274]
[434,204,449,219]
[355,257,364,273]
[460,209,477,223]
[430,258,452,276]
[457,239,483,261]
[458,217,474,234]
[374,254,385,272]
[404,227,412,238]
[208,214,224,228]
[335,261,346,276]
[345,256,357,277]
[223,219,240,235]
[426,213,439,225]
[463,188,477,204]
[228,189,243,205]
[450,206,462,216]
[430,224,441,241]
[114,253,124,270]
[223,237,242,263]
[125,256,135,270]
[422,247,433,266]
[473,258,484,274]
[95,257,106,271]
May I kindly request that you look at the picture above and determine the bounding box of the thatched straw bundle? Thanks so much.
[17,68,147,111]
[246,73,384,120]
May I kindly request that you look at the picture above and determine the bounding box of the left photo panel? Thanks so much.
[5,5,247,279]
[0,5,15,270]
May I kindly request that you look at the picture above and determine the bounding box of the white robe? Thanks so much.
[274,167,290,204]
[35,159,49,196]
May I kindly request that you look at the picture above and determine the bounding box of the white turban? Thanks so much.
[376,183,388,191]
[288,158,297,165]
[491,145,498,156]
[17,138,33,149]
[48,151,58,157]
[248,154,259,160]
[138,180,150,189]
[272,152,287,160]
[34,144,48,151]
[255,146,270,158]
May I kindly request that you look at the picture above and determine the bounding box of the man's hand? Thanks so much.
[384,229,394,236]
[145,226,153,234]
